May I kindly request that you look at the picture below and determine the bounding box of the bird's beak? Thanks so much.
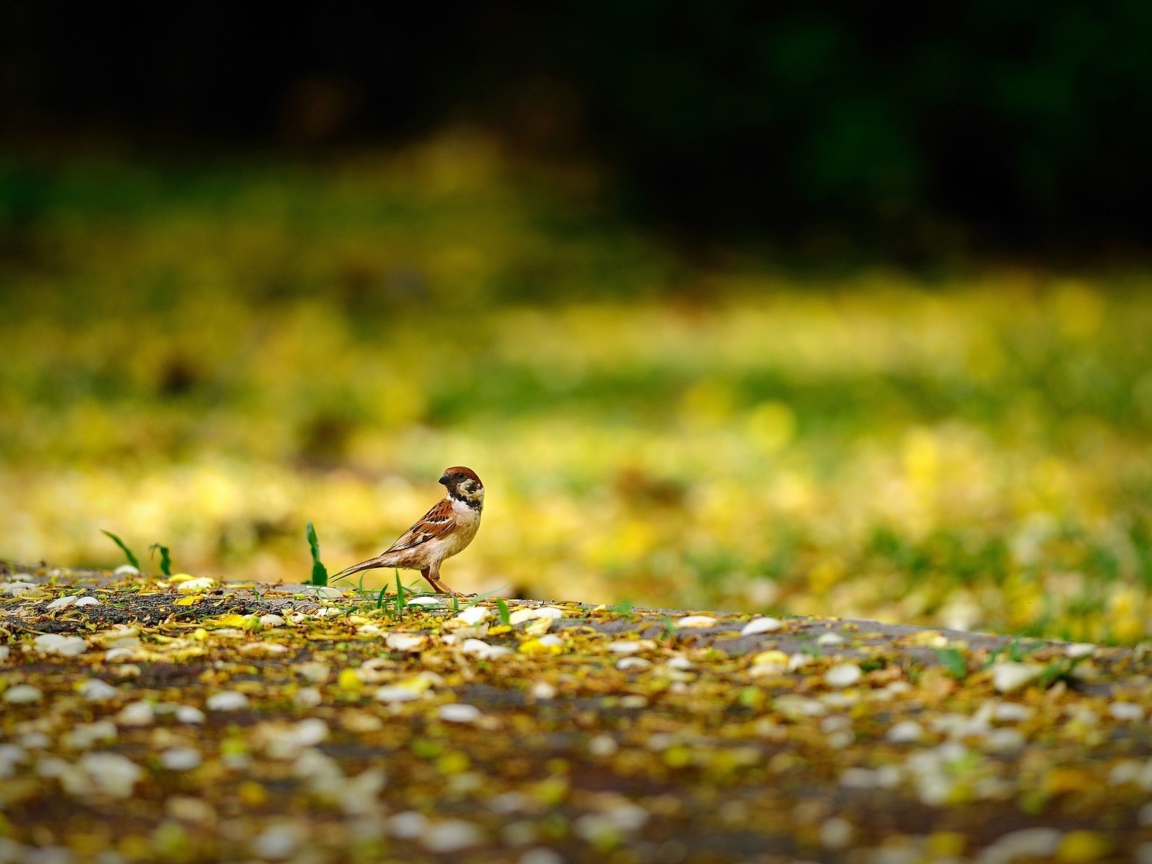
[438,474,452,487]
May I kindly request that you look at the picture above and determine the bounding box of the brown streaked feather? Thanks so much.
[380,497,458,554]
[330,498,460,580]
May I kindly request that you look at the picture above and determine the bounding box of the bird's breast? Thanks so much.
[442,501,481,558]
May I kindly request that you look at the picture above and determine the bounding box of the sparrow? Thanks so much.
[331,467,484,596]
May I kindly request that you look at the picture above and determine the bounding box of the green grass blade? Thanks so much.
[305,521,328,587]
[148,543,172,576]
[101,530,140,569]
[933,647,968,681]
[496,598,511,626]
[462,585,512,610]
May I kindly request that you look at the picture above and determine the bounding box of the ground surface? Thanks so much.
[2,564,1152,864]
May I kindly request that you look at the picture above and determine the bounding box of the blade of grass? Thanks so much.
[148,544,172,576]
[496,598,511,626]
[305,521,328,587]
[462,585,512,610]
[101,530,140,569]
[934,647,969,681]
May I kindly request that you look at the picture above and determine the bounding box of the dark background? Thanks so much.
[4,0,1152,259]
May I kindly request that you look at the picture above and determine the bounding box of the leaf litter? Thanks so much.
[1,566,1152,863]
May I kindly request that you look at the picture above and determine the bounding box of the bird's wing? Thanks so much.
[381,497,457,554]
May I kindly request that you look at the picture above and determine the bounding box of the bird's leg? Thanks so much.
[425,562,469,597]
[419,567,446,595]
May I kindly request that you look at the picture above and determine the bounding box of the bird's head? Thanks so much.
[439,466,484,509]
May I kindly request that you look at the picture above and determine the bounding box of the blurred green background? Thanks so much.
[2,2,1152,642]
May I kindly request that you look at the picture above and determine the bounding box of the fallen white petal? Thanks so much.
[886,720,924,743]
[422,820,483,853]
[3,685,42,704]
[160,747,202,771]
[1110,702,1145,722]
[175,705,206,724]
[206,691,249,711]
[79,752,142,798]
[992,662,1044,693]
[454,606,491,626]
[824,663,862,688]
[675,615,717,629]
[80,679,118,702]
[386,633,426,652]
[741,617,783,636]
[116,702,155,726]
[616,657,651,671]
[252,824,300,860]
[175,577,216,593]
[34,634,88,656]
[438,704,482,723]
[375,686,420,703]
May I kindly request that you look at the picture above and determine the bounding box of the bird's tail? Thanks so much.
[330,555,393,582]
